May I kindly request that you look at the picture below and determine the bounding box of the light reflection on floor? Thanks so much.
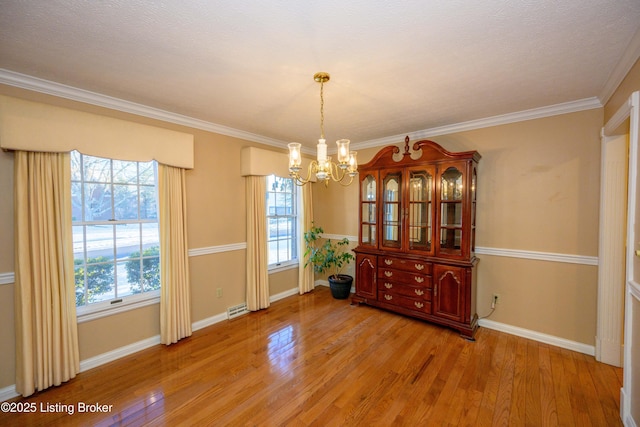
[267,325,297,374]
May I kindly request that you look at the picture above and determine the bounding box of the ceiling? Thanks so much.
[1,1,639,151]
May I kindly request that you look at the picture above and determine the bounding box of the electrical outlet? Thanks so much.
[491,293,500,309]
[216,288,223,298]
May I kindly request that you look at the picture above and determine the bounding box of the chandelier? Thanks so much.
[288,72,358,186]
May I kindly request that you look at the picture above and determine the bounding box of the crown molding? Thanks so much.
[599,25,640,105]
[1,68,603,155]
[352,97,603,151]
[0,69,288,150]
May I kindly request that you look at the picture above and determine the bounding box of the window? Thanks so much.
[71,151,160,310]
[266,175,297,267]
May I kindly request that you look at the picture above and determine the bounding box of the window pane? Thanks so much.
[74,263,87,306]
[71,182,83,222]
[84,260,115,303]
[268,240,279,265]
[84,182,112,220]
[116,223,141,259]
[72,225,85,263]
[123,259,141,294]
[115,261,134,297]
[141,223,160,249]
[141,253,160,292]
[140,185,157,219]
[114,184,139,220]
[139,162,155,185]
[85,224,114,260]
[83,156,111,183]
[112,160,138,184]
[71,151,82,181]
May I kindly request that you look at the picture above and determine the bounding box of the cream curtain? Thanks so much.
[158,164,192,345]
[246,176,270,311]
[14,151,79,397]
[298,184,315,294]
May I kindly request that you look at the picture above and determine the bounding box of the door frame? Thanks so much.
[601,90,639,426]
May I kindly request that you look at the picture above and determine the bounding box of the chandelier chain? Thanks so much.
[319,80,325,139]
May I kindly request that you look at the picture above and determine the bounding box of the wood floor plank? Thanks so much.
[548,345,576,427]
[491,333,517,426]
[0,287,623,426]
[509,336,528,426]
[538,345,560,426]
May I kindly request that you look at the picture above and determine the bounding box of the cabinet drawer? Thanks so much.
[378,256,432,274]
[378,268,432,287]
[378,291,432,314]
[378,281,431,301]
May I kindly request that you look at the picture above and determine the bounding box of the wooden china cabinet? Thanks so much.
[352,136,481,339]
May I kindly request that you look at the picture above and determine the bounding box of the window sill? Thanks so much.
[268,260,299,274]
[77,290,160,323]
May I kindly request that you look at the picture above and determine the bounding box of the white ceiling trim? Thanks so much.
[599,25,640,105]
[0,68,287,149]
[352,97,603,150]
[0,68,602,155]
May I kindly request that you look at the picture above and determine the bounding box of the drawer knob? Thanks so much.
[414,302,424,309]
[414,276,424,283]
[384,294,393,301]
[414,289,424,296]
[415,264,425,271]
[384,259,393,265]
[384,283,393,289]
[384,271,393,277]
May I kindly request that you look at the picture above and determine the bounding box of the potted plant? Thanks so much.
[303,224,355,299]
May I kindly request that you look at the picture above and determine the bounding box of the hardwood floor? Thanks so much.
[1,286,623,426]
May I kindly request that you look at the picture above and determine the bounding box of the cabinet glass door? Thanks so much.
[439,166,463,255]
[382,171,402,249]
[408,168,433,252]
[360,174,377,245]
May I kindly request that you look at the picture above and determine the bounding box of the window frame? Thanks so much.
[71,151,161,321]
[265,174,299,272]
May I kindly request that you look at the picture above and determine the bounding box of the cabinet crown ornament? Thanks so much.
[361,136,481,170]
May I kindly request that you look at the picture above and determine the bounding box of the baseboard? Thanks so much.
[0,384,18,402]
[1,334,164,402]
[620,387,636,427]
[191,312,228,331]
[80,335,161,372]
[270,287,299,302]
[478,318,595,356]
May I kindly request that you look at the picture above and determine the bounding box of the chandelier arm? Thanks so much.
[334,173,355,187]
[328,160,344,182]
[328,160,355,186]
[290,160,318,186]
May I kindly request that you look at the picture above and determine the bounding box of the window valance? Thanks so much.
[241,146,315,181]
[0,95,194,169]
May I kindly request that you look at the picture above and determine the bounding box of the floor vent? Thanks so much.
[227,303,249,319]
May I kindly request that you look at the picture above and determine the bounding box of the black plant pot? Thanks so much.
[328,274,353,299]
